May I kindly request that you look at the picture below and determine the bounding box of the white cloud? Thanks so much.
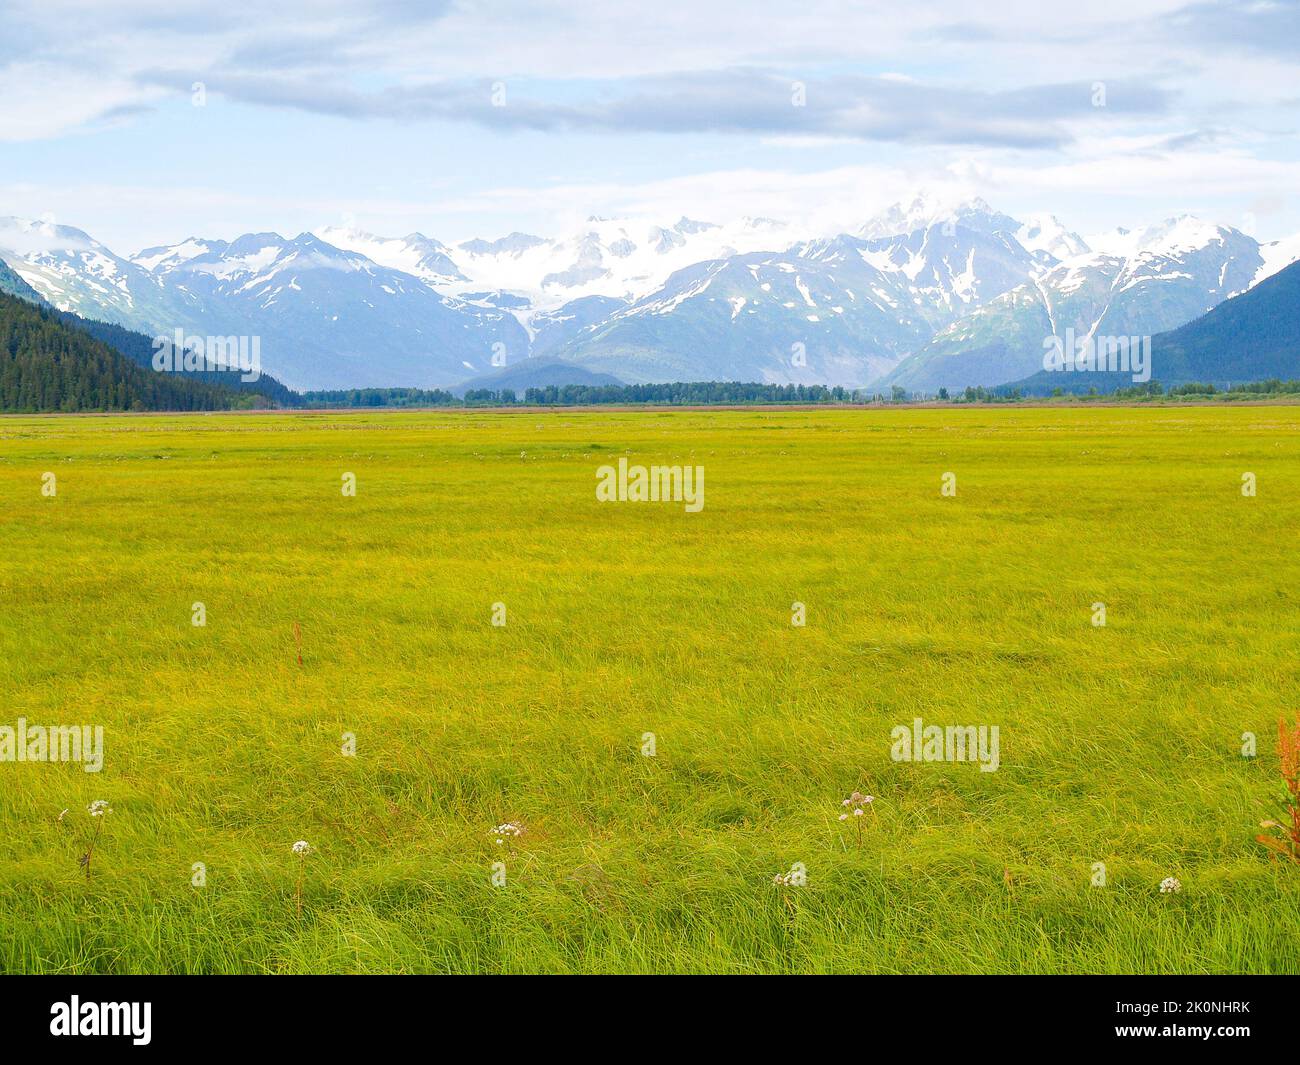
[0,63,161,141]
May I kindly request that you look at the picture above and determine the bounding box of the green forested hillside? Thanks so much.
[59,312,299,407]
[0,291,263,412]
[1147,259,1300,384]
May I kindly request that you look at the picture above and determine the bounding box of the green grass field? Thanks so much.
[1,404,1298,974]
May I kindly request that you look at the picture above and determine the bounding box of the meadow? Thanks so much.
[0,404,1298,974]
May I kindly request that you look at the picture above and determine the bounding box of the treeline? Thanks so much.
[0,292,259,413]
[300,387,459,408]
[301,381,873,408]
[1073,379,1300,400]
[946,385,1023,403]
[298,378,1300,410]
[933,380,1300,403]
[520,381,864,405]
[1142,379,1300,397]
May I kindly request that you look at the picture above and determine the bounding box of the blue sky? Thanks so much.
[2,0,1297,251]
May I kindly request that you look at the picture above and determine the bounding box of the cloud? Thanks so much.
[1150,127,1230,151]
[135,68,1173,149]
[0,61,166,141]
[1158,0,1300,59]
[0,0,1263,145]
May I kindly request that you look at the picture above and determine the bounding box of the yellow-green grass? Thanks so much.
[1,405,1297,974]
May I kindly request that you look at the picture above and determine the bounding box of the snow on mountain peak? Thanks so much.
[1015,214,1090,261]
[1135,215,1231,255]
[1252,231,1300,289]
[439,215,804,310]
[457,232,548,257]
[0,215,101,257]
[313,225,466,284]
[1084,215,1231,260]
[859,194,1020,241]
[132,238,226,272]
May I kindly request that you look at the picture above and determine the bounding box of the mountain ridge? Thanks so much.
[1009,259,1300,394]
[2,199,1297,392]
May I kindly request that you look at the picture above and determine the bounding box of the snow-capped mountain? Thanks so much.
[310,226,466,286]
[0,216,178,332]
[132,237,230,274]
[317,215,802,316]
[129,231,526,389]
[1016,214,1091,263]
[0,221,526,390]
[881,217,1273,392]
[548,249,927,387]
[447,215,801,310]
[317,214,811,376]
[550,206,1047,384]
[528,295,630,359]
[553,214,1040,384]
[2,199,1297,392]
[859,195,1023,241]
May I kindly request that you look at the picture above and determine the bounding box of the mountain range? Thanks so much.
[2,196,1297,393]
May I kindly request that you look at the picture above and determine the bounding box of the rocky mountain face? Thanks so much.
[880,217,1268,392]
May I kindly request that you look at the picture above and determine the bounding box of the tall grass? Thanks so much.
[0,405,1297,973]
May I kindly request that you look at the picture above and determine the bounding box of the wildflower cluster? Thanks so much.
[79,800,111,877]
[838,791,875,848]
[772,863,807,887]
[838,791,873,820]
[491,822,524,845]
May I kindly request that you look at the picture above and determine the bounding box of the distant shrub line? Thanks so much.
[299,379,1300,409]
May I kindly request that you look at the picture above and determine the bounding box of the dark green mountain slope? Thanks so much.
[0,291,267,412]
[57,312,298,407]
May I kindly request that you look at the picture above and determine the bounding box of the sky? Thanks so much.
[1,0,1298,253]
